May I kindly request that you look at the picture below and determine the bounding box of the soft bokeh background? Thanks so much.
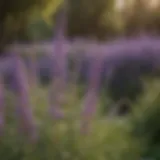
[0,0,160,160]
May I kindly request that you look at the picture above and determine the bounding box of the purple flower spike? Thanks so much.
[49,1,68,119]
[81,56,104,134]
[13,53,38,142]
[28,52,38,87]
[0,76,5,135]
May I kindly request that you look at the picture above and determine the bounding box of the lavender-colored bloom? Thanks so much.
[49,1,68,119]
[81,56,104,134]
[12,53,37,142]
[27,52,38,87]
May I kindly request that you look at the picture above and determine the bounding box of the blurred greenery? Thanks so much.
[1,0,160,48]
[1,78,160,160]
[0,0,61,52]
[1,0,160,159]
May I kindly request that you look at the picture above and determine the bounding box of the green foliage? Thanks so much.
[1,0,160,47]
[0,0,60,52]
[131,79,160,159]
[3,76,160,160]
[27,17,53,41]
[0,85,143,160]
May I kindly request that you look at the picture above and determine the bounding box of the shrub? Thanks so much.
[0,86,142,160]
[131,80,160,160]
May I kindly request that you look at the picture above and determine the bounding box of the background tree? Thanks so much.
[0,0,61,53]
[123,0,160,37]
[67,0,121,40]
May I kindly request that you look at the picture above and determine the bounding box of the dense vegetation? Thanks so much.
[0,0,160,160]
[1,0,160,47]
[1,78,160,160]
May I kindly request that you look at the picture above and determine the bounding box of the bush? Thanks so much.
[0,86,142,160]
[131,80,160,160]
[107,65,144,102]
